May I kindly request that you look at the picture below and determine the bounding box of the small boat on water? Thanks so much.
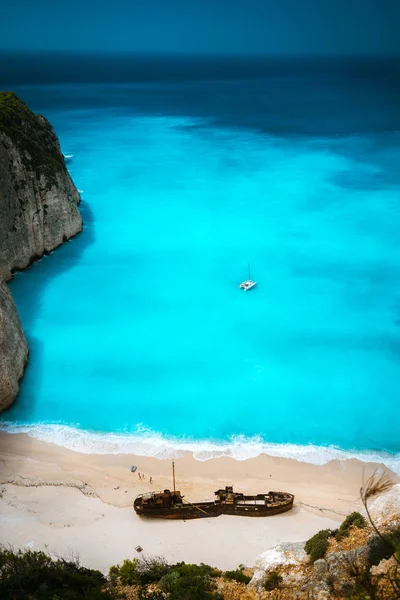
[239,262,257,291]
[134,463,294,519]
[239,279,257,291]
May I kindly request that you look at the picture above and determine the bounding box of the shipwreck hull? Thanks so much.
[133,499,222,519]
[134,494,294,519]
[222,499,294,517]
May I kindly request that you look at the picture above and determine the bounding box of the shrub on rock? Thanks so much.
[109,556,169,586]
[335,512,366,542]
[159,563,222,600]
[264,571,283,591]
[367,535,393,567]
[304,530,332,563]
[366,526,400,568]
[223,568,251,584]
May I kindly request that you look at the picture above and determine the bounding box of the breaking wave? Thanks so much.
[1,422,399,474]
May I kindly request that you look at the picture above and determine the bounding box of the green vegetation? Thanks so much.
[0,550,223,600]
[159,563,222,600]
[335,511,366,541]
[110,558,221,600]
[0,91,66,186]
[109,556,169,586]
[304,529,332,563]
[366,526,400,568]
[0,547,121,600]
[264,571,283,591]
[223,567,251,584]
[387,525,400,557]
[305,512,367,561]
[366,534,393,567]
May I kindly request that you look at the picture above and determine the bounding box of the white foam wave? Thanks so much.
[63,153,74,159]
[1,422,399,474]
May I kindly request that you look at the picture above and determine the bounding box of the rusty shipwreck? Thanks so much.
[133,462,294,519]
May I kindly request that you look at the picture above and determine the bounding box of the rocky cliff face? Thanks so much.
[0,92,82,281]
[0,283,28,411]
[0,91,83,410]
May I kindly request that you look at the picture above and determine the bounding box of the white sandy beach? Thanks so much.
[0,432,397,572]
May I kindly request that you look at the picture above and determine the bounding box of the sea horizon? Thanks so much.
[2,50,400,86]
[1,53,399,474]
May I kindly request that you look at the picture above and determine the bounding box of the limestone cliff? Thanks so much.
[0,92,82,281]
[0,92,83,410]
[0,283,28,411]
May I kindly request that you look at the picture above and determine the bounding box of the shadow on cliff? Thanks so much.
[9,199,95,329]
[1,199,95,420]
[1,334,44,423]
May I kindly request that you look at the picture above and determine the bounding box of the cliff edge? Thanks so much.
[0,91,83,410]
[0,283,28,411]
[0,92,82,280]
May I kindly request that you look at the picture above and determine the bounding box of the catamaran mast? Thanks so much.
[172,460,176,495]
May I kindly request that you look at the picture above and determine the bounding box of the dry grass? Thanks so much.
[327,524,371,554]
[219,581,292,600]
[218,578,258,600]
[115,583,140,600]
[361,472,393,502]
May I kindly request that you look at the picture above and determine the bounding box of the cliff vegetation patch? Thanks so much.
[0,91,66,187]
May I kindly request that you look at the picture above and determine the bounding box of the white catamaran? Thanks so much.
[239,263,257,291]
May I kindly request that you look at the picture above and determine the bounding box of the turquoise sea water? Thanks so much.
[1,57,400,470]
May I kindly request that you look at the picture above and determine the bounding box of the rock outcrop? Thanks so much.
[0,91,83,410]
[369,483,400,527]
[249,541,308,589]
[0,92,82,281]
[0,283,28,410]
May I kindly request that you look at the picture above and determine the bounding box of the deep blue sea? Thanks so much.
[1,53,400,469]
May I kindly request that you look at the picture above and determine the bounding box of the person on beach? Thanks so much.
[149,477,153,484]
